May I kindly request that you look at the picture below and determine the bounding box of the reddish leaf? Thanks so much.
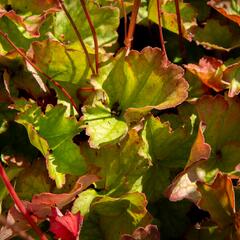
[0,8,60,38]
[121,224,160,240]
[166,122,211,202]
[49,207,83,240]
[185,57,225,92]
[28,174,99,219]
[208,0,240,26]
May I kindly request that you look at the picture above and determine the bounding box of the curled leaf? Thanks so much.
[49,207,83,240]
[121,224,160,240]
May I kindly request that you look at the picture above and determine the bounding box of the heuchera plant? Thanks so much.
[0,0,240,239]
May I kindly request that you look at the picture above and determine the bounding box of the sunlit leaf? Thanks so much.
[102,47,188,115]
[197,173,235,228]
[15,101,87,186]
[53,0,120,48]
[208,0,240,25]
[49,207,83,240]
[148,0,197,40]
[82,101,128,148]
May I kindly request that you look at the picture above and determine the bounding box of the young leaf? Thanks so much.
[49,207,83,240]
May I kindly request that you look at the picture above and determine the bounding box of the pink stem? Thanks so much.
[0,30,79,114]
[124,0,141,53]
[174,0,185,58]
[79,0,99,75]
[58,0,96,75]
[156,0,167,56]
[0,163,48,240]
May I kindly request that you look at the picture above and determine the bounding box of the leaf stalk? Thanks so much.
[0,163,48,240]
[79,0,99,75]
[0,30,79,114]
[58,0,96,75]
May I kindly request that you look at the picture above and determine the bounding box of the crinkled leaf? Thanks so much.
[184,70,211,101]
[0,8,59,38]
[185,57,225,92]
[53,0,120,48]
[82,101,128,148]
[0,50,46,100]
[194,19,240,51]
[196,95,240,173]
[81,192,152,240]
[166,122,211,202]
[80,129,151,195]
[197,173,235,228]
[29,39,92,85]
[148,0,197,40]
[5,0,60,14]
[208,0,240,25]
[223,62,240,97]
[15,102,87,183]
[102,47,188,114]
[72,189,99,216]
[28,174,99,219]
[185,57,240,97]
[141,113,197,202]
[121,224,160,240]
[49,207,83,240]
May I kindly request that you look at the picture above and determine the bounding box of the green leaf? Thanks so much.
[15,160,51,200]
[194,19,240,51]
[148,0,197,40]
[15,101,87,187]
[82,101,128,148]
[80,192,152,240]
[6,0,60,14]
[141,115,195,201]
[72,189,99,216]
[0,50,46,100]
[197,173,235,228]
[29,39,92,85]
[81,129,151,196]
[196,95,240,174]
[53,0,120,48]
[102,47,188,114]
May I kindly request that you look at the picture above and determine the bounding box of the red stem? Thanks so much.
[156,0,166,56]
[124,0,141,53]
[174,0,185,58]
[119,0,128,40]
[58,0,96,75]
[0,30,79,114]
[0,163,48,240]
[79,0,99,75]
